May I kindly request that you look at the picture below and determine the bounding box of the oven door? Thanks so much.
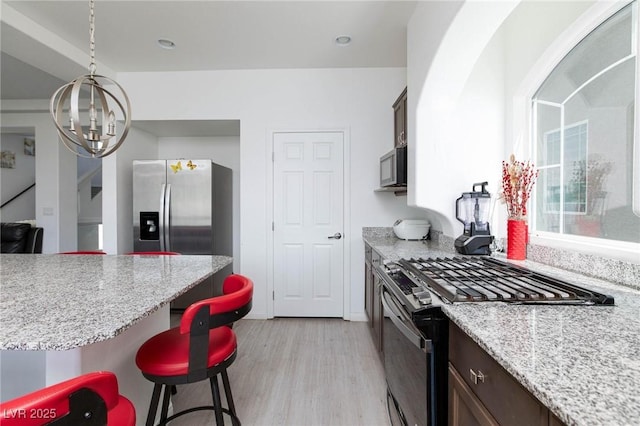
[380,149,398,187]
[381,283,430,426]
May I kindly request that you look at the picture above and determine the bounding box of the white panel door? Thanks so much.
[273,131,344,317]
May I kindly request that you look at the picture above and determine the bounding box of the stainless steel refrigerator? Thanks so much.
[133,159,233,309]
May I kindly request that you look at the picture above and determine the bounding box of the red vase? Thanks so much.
[507,219,527,260]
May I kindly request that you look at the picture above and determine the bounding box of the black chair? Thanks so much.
[1,222,43,253]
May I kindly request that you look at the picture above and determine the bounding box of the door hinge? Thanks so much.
[272,290,275,300]
[272,152,275,162]
[272,222,274,231]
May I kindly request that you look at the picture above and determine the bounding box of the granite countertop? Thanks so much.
[363,229,640,426]
[0,254,232,351]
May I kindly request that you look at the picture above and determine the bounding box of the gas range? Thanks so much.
[378,255,614,426]
[380,256,614,311]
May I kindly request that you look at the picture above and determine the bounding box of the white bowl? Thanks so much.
[393,219,430,240]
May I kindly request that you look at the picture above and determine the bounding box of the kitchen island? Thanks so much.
[0,253,232,425]
[364,228,640,426]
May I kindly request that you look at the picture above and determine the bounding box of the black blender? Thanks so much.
[454,181,494,255]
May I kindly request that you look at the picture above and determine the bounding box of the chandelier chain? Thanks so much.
[88,0,96,76]
[50,0,132,158]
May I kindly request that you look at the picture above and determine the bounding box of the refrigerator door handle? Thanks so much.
[159,183,167,251]
[164,184,172,251]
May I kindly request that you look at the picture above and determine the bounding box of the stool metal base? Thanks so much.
[146,370,240,426]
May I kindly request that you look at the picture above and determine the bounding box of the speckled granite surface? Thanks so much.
[527,243,640,290]
[362,226,456,259]
[0,254,232,351]
[363,229,640,426]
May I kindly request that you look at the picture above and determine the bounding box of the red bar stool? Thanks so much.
[135,274,253,426]
[0,371,135,426]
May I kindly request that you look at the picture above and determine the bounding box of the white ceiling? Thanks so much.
[1,0,417,101]
[133,119,241,137]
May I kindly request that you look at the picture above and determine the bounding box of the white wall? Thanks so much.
[407,0,599,240]
[0,112,77,253]
[408,1,519,237]
[77,176,102,224]
[117,68,425,319]
[0,132,36,221]
[157,136,241,272]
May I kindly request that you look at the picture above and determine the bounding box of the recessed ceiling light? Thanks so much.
[157,39,176,50]
[335,35,352,46]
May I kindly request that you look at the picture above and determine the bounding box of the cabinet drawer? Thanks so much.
[449,323,548,426]
[449,362,498,426]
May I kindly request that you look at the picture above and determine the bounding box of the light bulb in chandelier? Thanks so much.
[49,0,131,159]
[88,101,99,141]
[107,111,116,136]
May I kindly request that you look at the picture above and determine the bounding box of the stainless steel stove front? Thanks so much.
[374,263,448,426]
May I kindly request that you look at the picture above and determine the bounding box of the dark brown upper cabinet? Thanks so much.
[393,87,407,148]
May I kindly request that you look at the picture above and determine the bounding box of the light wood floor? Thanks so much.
[164,317,390,426]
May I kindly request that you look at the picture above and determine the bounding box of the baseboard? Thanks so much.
[244,312,269,320]
[348,312,368,322]
[243,312,368,321]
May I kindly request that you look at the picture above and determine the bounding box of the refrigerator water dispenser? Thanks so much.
[140,212,160,240]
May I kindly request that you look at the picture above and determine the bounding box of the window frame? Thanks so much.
[539,120,589,215]
[516,0,640,263]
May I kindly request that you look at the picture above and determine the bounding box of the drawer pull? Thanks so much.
[469,369,486,384]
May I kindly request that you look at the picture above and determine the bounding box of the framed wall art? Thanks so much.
[0,151,16,168]
[24,138,35,156]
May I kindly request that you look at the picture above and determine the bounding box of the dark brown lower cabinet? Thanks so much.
[449,323,565,426]
[449,363,498,426]
[371,252,383,357]
[364,244,373,325]
[364,244,383,358]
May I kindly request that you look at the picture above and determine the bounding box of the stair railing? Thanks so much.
[0,183,36,209]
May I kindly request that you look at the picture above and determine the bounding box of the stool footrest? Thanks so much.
[158,405,240,426]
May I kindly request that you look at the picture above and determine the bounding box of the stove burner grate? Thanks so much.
[397,257,614,305]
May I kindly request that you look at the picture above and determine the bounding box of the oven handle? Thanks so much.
[380,287,428,353]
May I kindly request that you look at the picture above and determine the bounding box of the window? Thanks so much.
[532,1,640,245]
[541,121,588,214]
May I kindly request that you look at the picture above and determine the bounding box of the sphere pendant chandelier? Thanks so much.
[50,0,131,158]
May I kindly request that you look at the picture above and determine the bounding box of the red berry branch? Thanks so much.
[501,154,539,220]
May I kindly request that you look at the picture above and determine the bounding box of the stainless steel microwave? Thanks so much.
[380,146,407,187]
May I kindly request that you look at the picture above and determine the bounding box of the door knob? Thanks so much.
[328,232,342,240]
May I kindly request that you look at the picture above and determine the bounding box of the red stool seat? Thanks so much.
[0,371,135,426]
[136,326,236,377]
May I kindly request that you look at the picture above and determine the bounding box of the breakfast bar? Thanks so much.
[0,253,232,424]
